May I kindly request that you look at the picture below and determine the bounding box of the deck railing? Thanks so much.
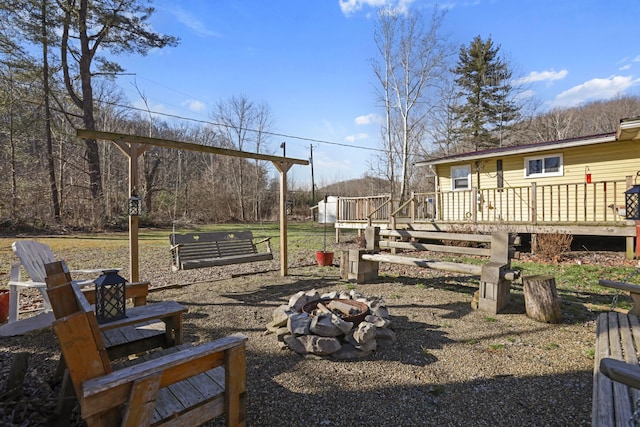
[336,194,391,223]
[337,179,631,225]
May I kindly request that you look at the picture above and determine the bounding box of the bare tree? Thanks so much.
[58,0,177,224]
[372,7,450,202]
[211,94,273,221]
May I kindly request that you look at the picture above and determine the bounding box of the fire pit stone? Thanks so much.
[266,289,396,359]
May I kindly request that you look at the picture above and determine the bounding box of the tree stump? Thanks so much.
[523,275,562,323]
[340,250,350,280]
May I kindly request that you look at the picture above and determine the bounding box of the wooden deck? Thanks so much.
[334,179,639,258]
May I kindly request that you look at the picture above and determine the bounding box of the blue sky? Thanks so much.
[112,0,640,188]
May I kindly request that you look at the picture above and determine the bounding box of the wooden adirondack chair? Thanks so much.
[45,261,248,427]
[0,240,118,336]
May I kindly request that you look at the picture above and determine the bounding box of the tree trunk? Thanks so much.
[42,0,61,221]
[523,275,562,323]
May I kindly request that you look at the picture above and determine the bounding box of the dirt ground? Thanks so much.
[0,240,619,426]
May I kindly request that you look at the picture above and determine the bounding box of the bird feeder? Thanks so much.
[95,269,127,323]
[625,172,640,220]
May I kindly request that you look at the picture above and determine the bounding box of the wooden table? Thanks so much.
[98,301,187,358]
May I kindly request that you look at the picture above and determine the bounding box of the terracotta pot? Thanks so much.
[0,290,9,323]
[315,251,334,267]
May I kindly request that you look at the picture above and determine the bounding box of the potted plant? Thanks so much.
[316,195,334,266]
[0,286,9,324]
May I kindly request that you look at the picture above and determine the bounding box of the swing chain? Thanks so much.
[631,396,640,427]
[610,266,640,311]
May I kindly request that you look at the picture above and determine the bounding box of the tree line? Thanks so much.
[1,2,639,231]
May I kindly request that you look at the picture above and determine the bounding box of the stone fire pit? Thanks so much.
[266,290,397,360]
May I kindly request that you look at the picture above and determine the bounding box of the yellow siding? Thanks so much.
[434,140,640,223]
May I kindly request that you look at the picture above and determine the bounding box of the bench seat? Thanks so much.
[593,312,640,426]
[170,231,273,272]
[180,252,274,270]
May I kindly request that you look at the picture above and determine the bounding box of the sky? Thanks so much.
[111,0,640,188]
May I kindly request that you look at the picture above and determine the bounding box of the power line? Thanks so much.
[13,80,388,153]
[93,97,387,153]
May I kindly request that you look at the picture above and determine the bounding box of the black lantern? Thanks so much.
[625,172,640,220]
[94,269,127,323]
[128,194,142,216]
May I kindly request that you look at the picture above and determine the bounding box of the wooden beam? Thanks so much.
[77,129,309,166]
[273,161,293,276]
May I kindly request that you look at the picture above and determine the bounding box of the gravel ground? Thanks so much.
[0,239,603,426]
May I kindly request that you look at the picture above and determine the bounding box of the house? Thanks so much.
[335,118,640,258]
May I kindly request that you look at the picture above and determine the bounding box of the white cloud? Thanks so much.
[620,64,632,71]
[339,0,413,16]
[553,75,640,108]
[167,6,220,37]
[182,99,206,112]
[514,69,568,85]
[354,113,381,125]
[345,133,369,142]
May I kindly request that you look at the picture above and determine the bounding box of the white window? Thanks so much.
[451,164,471,190]
[524,154,563,178]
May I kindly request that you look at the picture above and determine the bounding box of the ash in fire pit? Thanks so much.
[266,290,397,360]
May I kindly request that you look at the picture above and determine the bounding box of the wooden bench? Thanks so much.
[170,230,272,272]
[345,226,520,314]
[599,279,640,316]
[45,261,248,427]
[593,312,640,426]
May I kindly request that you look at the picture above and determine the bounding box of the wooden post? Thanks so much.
[522,275,562,323]
[531,182,537,224]
[273,161,293,276]
[129,143,140,282]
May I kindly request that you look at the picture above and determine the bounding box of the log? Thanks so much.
[523,275,562,323]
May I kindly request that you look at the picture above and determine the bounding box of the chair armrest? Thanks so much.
[7,280,46,289]
[255,237,272,253]
[79,334,248,418]
[600,357,640,389]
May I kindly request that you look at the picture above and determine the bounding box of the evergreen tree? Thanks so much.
[451,35,520,151]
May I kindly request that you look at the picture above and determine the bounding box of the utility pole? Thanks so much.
[309,145,316,221]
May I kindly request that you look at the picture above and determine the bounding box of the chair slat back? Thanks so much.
[45,261,81,319]
[45,261,113,400]
[12,240,56,283]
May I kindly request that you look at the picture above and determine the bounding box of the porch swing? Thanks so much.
[167,152,273,272]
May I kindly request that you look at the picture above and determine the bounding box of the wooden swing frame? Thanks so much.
[77,129,309,280]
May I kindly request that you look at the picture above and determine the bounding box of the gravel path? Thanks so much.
[0,241,598,426]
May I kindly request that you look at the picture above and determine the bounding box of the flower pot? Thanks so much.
[0,290,9,324]
[315,251,334,267]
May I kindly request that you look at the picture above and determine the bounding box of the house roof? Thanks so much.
[415,117,640,167]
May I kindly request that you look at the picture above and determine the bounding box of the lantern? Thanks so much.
[625,172,640,220]
[585,166,592,184]
[94,269,127,323]
[128,194,142,216]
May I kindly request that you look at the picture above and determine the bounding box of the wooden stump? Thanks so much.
[523,275,562,323]
[340,250,350,280]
